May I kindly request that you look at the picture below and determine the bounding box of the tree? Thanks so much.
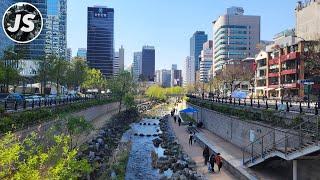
[108,71,135,113]
[145,85,167,101]
[49,56,68,95]
[36,55,55,94]
[82,68,107,91]
[65,58,88,90]
[1,47,23,93]
[0,132,92,179]
[303,40,320,78]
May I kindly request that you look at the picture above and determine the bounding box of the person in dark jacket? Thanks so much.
[203,146,210,165]
[173,116,177,123]
[188,133,193,146]
[209,154,215,173]
[178,117,181,126]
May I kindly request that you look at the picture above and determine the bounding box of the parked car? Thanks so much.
[25,95,45,103]
[4,93,25,105]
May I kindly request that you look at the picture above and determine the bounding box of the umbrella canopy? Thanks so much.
[179,107,199,113]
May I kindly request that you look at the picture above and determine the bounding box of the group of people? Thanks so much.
[202,146,223,173]
[171,108,182,126]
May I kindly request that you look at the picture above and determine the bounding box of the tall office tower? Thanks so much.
[190,31,208,71]
[141,46,155,81]
[113,51,120,76]
[132,52,142,81]
[87,6,114,77]
[159,69,171,87]
[45,0,67,59]
[155,70,161,84]
[171,69,182,87]
[119,46,124,71]
[183,56,195,86]
[66,48,72,61]
[0,0,14,58]
[200,40,213,82]
[295,0,320,41]
[15,0,47,60]
[77,48,87,59]
[213,7,260,75]
[172,64,177,70]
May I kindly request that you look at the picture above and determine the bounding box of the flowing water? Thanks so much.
[123,118,167,180]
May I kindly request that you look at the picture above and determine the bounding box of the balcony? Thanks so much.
[268,72,279,78]
[268,57,279,65]
[282,83,299,89]
[281,69,297,75]
[280,52,300,62]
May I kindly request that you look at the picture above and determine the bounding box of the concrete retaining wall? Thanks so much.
[187,103,290,153]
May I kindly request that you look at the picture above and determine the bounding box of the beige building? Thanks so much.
[295,0,320,40]
[254,51,268,97]
[212,7,260,75]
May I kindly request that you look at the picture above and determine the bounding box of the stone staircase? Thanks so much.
[243,120,320,167]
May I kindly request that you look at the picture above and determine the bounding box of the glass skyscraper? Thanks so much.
[15,0,47,60]
[0,0,14,58]
[190,31,208,71]
[87,6,114,77]
[45,0,67,59]
[141,46,155,81]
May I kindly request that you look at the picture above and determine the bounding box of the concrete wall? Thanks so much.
[187,103,290,153]
[297,159,320,180]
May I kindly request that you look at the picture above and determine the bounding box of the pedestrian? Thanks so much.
[178,117,181,126]
[188,133,193,146]
[173,116,177,123]
[203,146,210,165]
[215,153,223,172]
[209,154,215,173]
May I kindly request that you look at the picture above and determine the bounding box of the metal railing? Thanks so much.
[242,119,319,165]
[0,94,109,112]
[187,94,319,115]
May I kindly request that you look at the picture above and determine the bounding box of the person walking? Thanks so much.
[215,153,223,172]
[202,146,210,165]
[188,133,194,146]
[173,116,177,123]
[178,117,181,126]
[209,154,215,173]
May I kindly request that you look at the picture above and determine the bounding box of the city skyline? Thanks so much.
[67,0,296,69]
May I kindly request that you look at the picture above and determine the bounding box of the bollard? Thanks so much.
[290,101,292,107]
[250,98,253,106]
[258,100,260,108]
[286,102,289,112]
[315,105,318,115]
[229,98,232,104]
[275,100,278,110]
[244,99,246,106]
[266,100,268,109]
[239,99,241,106]
[4,100,7,110]
[32,100,34,109]
[299,102,302,113]
[38,99,41,107]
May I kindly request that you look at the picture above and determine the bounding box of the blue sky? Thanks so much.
[67,0,297,70]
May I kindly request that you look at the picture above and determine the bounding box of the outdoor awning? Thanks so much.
[179,107,199,113]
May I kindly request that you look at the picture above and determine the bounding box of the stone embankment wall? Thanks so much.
[15,102,119,139]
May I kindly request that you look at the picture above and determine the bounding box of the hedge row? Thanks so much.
[0,98,115,134]
[187,98,302,128]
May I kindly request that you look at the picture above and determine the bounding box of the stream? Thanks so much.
[122,118,171,180]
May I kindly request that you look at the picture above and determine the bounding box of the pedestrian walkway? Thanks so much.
[169,115,236,180]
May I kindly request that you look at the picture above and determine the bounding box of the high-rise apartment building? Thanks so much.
[295,0,320,41]
[45,0,67,59]
[66,48,72,61]
[77,48,87,59]
[200,40,213,82]
[119,46,124,71]
[190,31,208,71]
[213,7,260,74]
[132,52,142,80]
[87,6,114,77]
[183,56,195,86]
[172,64,177,71]
[113,51,120,76]
[141,46,155,81]
[171,69,182,87]
[158,69,171,87]
[0,0,14,58]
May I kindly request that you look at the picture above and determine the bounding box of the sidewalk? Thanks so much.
[168,116,236,180]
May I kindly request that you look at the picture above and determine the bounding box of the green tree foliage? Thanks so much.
[0,132,92,179]
[145,85,167,101]
[108,71,136,112]
[49,57,69,94]
[82,68,107,91]
[65,58,88,90]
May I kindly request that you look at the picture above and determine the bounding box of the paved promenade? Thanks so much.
[168,115,236,180]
